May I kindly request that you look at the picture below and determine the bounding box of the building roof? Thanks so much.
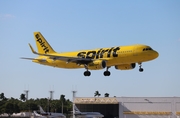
[74,97,119,104]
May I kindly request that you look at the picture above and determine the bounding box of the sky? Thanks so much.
[0,0,180,101]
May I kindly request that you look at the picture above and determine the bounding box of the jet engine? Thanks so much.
[88,60,106,70]
[115,63,136,70]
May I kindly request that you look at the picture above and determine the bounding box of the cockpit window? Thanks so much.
[149,48,153,50]
[143,48,153,51]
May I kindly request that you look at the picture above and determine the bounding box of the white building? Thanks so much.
[74,97,180,118]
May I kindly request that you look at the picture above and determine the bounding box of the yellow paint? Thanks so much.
[124,111,171,115]
[177,112,180,115]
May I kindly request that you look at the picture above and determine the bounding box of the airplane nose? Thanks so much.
[154,51,159,59]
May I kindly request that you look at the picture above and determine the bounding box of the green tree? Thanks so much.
[0,93,7,100]
[27,102,38,111]
[50,100,59,112]
[5,102,14,116]
[18,101,26,111]
[94,91,101,97]
[60,95,65,101]
[104,93,109,97]
[0,93,5,100]
[13,103,20,113]
[0,92,73,115]
[64,99,72,114]
[0,101,5,114]
[60,94,65,113]
[20,93,26,101]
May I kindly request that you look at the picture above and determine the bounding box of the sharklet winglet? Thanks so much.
[29,43,37,54]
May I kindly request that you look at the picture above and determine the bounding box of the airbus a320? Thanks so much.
[21,32,159,76]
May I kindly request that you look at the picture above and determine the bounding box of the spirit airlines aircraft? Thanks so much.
[21,32,159,76]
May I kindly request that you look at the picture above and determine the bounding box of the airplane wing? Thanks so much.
[74,113,87,115]
[20,57,47,62]
[28,44,97,64]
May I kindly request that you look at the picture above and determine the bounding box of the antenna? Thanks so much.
[72,90,77,118]
[24,85,29,101]
[49,85,54,100]
[49,90,54,100]
[72,85,77,101]
[72,90,77,101]
[24,90,29,101]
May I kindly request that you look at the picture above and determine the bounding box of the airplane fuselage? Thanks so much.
[33,44,158,69]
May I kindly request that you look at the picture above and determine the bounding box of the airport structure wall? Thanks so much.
[118,97,180,118]
[74,97,180,118]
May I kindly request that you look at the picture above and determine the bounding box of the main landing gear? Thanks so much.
[84,64,91,76]
[83,63,144,76]
[84,70,111,76]
[84,70,91,76]
[103,67,111,76]
[83,65,111,77]
[138,63,144,72]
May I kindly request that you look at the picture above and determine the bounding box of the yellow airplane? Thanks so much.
[21,32,159,76]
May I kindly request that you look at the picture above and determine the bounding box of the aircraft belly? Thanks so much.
[39,55,150,69]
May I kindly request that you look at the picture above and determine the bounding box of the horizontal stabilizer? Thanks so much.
[20,57,46,62]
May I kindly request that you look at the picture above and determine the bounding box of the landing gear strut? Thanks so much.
[104,67,111,76]
[84,64,91,76]
[138,63,144,72]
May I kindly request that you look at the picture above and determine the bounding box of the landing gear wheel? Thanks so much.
[84,71,91,76]
[139,68,144,72]
[138,63,144,72]
[104,71,111,76]
[103,67,111,76]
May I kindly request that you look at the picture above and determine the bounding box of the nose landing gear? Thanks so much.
[138,63,144,72]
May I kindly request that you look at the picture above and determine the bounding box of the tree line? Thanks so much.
[0,93,72,116]
[0,91,110,116]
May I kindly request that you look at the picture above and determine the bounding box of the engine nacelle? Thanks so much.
[115,63,136,70]
[88,60,106,70]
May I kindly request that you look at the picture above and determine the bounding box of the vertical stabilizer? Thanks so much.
[38,105,46,114]
[34,32,56,54]
[74,105,81,113]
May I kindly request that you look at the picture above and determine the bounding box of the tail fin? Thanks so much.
[74,105,81,113]
[34,32,56,54]
[38,105,46,114]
